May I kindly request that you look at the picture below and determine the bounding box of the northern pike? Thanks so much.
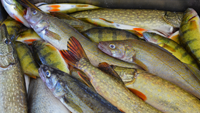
[1,0,30,27]
[16,29,42,45]
[50,12,96,32]
[28,78,70,113]
[60,36,161,112]
[102,65,200,113]
[98,38,200,99]
[143,32,199,69]
[83,27,139,43]
[71,9,183,36]
[32,40,69,73]
[0,24,27,112]
[15,41,39,78]
[179,8,200,67]
[39,64,123,113]
[24,7,140,68]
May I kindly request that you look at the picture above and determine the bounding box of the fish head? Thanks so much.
[39,65,59,91]
[143,32,159,44]
[182,8,199,24]
[98,41,135,62]
[163,11,183,28]
[24,7,48,32]
[0,24,15,68]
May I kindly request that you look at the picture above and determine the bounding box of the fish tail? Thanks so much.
[61,36,88,66]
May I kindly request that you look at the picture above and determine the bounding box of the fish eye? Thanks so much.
[32,10,37,15]
[45,70,51,78]
[109,44,115,49]
[5,39,11,44]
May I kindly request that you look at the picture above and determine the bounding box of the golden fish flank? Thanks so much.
[0,25,27,112]
[98,39,200,99]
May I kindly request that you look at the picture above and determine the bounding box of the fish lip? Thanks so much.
[98,42,112,55]
[24,7,30,21]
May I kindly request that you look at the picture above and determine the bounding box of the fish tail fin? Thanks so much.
[60,36,88,67]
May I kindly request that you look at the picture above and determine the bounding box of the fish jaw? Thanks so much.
[98,42,113,56]
[1,0,30,27]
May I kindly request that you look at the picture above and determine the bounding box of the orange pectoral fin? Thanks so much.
[128,88,147,101]
[48,5,60,12]
[13,15,23,23]
[133,58,148,71]
[77,71,92,87]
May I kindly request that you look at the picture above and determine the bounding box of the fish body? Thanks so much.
[98,39,200,99]
[0,25,27,112]
[24,7,140,68]
[83,27,139,43]
[15,41,39,78]
[61,37,160,113]
[39,65,123,113]
[143,32,199,69]
[179,8,200,67]
[16,29,42,45]
[50,12,96,32]
[71,9,183,36]
[28,78,70,113]
[33,40,69,73]
[38,3,99,13]
[113,66,200,113]
[1,0,30,27]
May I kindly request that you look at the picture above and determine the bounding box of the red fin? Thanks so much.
[60,36,88,67]
[98,62,123,82]
[77,71,91,87]
[99,18,114,23]
[119,109,125,112]
[128,88,147,101]
[48,5,60,12]
[133,28,147,35]
[24,39,37,42]
[13,15,23,23]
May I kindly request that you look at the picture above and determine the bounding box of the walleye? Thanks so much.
[28,78,70,113]
[101,65,200,113]
[1,0,30,27]
[83,27,139,43]
[33,40,69,73]
[179,8,200,67]
[24,7,140,68]
[98,38,200,99]
[143,32,199,69]
[71,9,183,36]
[39,65,123,113]
[61,36,161,113]
[0,25,27,112]
[15,41,39,78]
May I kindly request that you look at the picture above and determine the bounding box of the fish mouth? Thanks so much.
[23,7,30,21]
[98,42,112,56]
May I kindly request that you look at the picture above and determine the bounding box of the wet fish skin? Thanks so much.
[15,41,39,78]
[71,9,183,36]
[1,0,30,27]
[143,32,199,69]
[83,27,139,43]
[113,66,200,113]
[50,12,96,32]
[39,64,123,113]
[0,24,27,112]
[28,78,70,113]
[61,36,161,113]
[24,7,140,68]
[179,8,200,67]
[32,40,69,73]
[98,39,200,99]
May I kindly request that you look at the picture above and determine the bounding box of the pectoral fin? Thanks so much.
[77,71,92,87]
[160,44,176,52]
[128,88,147,101]
[45,29,61,40]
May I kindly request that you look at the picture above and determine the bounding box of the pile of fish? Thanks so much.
[0,0,200,112]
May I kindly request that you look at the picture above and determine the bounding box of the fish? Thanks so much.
[16,29,42,45]
[82,27,139,43]
[179,8,200,67]
[24,7,140,68]
[102,65,200,113]
[1,0,30,27]
[143,32,199,69]
[28,78,71,113]
[1,17,23,40]
[32,40,69,73]
[71,9,183,36]
[0,24,27,112]
[15,41,39,78]
[61,36,161,112]
[38,3,100,13]
[39,64,123,113]
[98,38,200,99]
[50,12,96,32]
